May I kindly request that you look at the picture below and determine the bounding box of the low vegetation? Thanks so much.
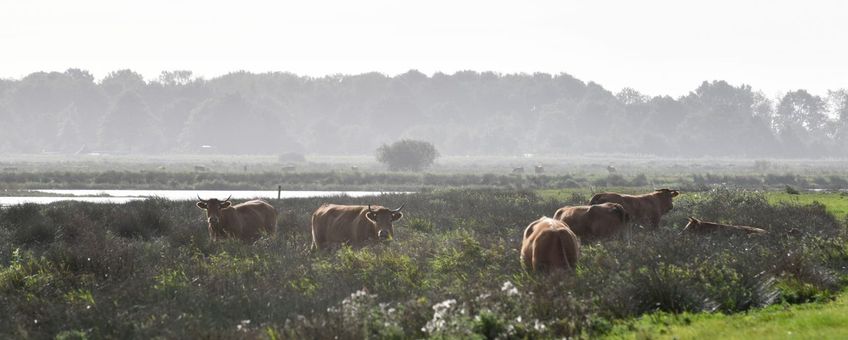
[0,188,846,338]
[4,169,848,192]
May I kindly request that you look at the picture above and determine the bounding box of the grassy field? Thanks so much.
[768,192,848,220]
[607,291,848,339]
[3,156,848,192]
[0,186,846,338]
[1,158,848,338]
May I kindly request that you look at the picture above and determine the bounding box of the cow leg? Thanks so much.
[649,216,660,229]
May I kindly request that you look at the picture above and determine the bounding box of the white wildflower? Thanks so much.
[501,281,519,296]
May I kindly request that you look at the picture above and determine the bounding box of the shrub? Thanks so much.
[376,139,439,172]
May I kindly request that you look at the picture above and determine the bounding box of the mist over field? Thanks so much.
[1,69,846,158]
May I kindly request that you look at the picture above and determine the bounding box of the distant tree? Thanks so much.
[101,69,146,96]
[376,139,439,171]
[55,103,85,152]
[178,93,288,154]
[99,91,163,153]
[0,68,846,157]
[616,87,648,105]
[828,90,848,142]
[776,90,828,134]
[158,70,195,86]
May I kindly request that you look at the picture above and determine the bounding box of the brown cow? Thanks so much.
[589,189,680,229]
[311,203,405,250]
[196,196,277,242]
[682,217,767,235]
[553,203,630,240]
[520,217,580,273]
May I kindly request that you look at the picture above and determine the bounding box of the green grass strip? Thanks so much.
[605,292,848,339]
[766,192,848,220]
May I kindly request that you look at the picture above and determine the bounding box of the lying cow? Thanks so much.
[553,202,630,240]
[589,189,679,229]
[520,217,580,273]
[311,203,405,250]
[682,217,767,235]
[196,196,278,242]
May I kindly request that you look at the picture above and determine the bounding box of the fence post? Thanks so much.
[277,185,282,200]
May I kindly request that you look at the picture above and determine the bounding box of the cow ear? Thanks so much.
[196,202,207,209]
[671,190,680,197]
[365,212,377,222]
[221,201,231,208]
[391,211,403,221]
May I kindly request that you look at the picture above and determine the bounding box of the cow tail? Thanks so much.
[269,208,278,236]
[310,212,319,251]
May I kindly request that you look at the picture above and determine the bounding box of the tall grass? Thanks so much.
[0,188,846,338]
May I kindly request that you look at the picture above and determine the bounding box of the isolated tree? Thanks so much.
[376,139,439,171]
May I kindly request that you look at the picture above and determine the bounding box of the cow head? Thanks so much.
[196,195,232,232]
[654,188,680,213]
[365,203,405,240]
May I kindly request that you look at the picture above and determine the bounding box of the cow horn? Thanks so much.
[197,195,207,202]
[392,203,406,212]
[223,195,232,202]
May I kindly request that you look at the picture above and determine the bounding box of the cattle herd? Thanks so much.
[196,188,768,274]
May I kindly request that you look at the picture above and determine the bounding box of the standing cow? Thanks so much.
[196,196,278,242]
[589,189,679,229]
[521,217,580,273]
[553,203,630,240]
[311,203,405,250]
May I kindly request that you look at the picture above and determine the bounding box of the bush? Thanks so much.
[376,139,439,172]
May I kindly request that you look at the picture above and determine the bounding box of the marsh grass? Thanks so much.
[0,188,846,338]
[5,169,848,192]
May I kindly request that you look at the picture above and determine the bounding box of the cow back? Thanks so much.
[226,200,277,241]
[521,217,580,272]
[311,204,377,249]
[555,203,628,239]
[590,191,673,228]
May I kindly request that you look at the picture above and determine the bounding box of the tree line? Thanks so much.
[0,69,846,157]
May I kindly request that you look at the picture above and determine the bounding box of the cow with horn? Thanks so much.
[310,203,406,250]
[196,195,278,242]
[589,188,680,229]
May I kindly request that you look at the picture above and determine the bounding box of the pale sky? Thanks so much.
[1,0,845,97]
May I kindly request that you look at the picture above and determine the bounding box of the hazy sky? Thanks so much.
[1,0,845,97]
